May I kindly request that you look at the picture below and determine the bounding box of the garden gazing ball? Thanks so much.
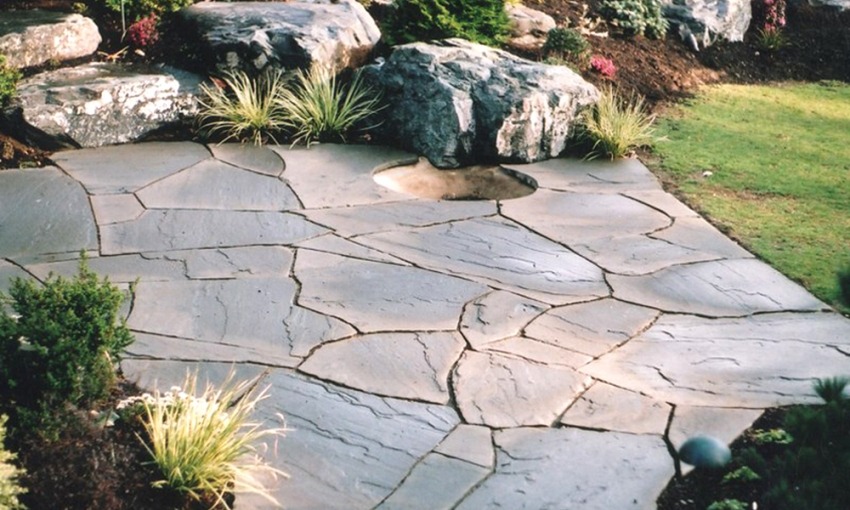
[678,435,732,469]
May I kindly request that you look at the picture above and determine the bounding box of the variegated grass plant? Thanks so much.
[579,85,657,160]
[123,371,288,508]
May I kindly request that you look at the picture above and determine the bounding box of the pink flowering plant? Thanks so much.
[127,13,159,49]
[757,0,787,50]
[590,55,617,78]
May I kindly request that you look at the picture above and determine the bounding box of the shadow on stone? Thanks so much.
[373,157,537,201]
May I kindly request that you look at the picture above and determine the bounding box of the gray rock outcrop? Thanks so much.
[175,0,381,74]
[4,63,202,149]
[506,4,556,50]
[364,39,598,168]
[662,0,752,49]
[806,0,850,9]
[0,11,101,69]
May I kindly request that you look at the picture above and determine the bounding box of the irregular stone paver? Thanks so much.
[137,159,300,211]
[90,194,145,225]
[269,145,412,208]
[434,424,495,468]
[376,453,490,510]
[126,331,287,363]
[573,234,727,275]
[122,360,459,510]
[668,405,762,474]
[360,217,608,305]
[208,143,285,177]
[484,335,592,368]
[582,312,850,407]
[295,251,487,332]
[561,382,671,435]
[299,332,466,404]
[0,167,97,258]
[453,351,590,427]
[154,246,294,279]
[295,235,410,265]
[525,298,659,357]
[456,427,674,510]
[501,188,671,244]
[624,189,700,218]
[505,157,660,192]
[100,209,326,254]
[651,216,752,259]
[460,290,549,348]
[610,259,826,316]
[26,254,186,283]
[304,199,496,237]
[53,141,210,194]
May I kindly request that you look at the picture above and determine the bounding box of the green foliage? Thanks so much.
[381,0,511,46]
[722,465,761,484]
[542,28,590,67]
[750,428,794,445]
[198,69,288,146]
[0,416,25,509]
[599,0,668,39]
[0,258,134,433]
[578,86,657,160]
[136,372,287,508]
[100,0,193,21]
[814,376,849,403]
[0,55,21,107]
[756,27,787,50]
[707,499,748,510]
[276,66,384,147]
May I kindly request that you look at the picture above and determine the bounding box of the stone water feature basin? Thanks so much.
[373,157,537,201]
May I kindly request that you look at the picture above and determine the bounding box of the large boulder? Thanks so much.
[3,63,202,149]
[175,0,381,74]
[806,0,850,9]
[364,39,598,168]
[662,0,752,49]
[506,4,557,51]
[0,11,101,69]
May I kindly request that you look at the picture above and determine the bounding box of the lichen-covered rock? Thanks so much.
[364,39,598,168]
[175,0,381,74]
[5,63,202,149]
[0,11,101,69]
[662,0,752,49]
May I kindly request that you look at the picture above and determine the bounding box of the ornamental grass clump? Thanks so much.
[276,65,384,147]
[127,371,288,508]
[197,69,288,145]
[578,86,657,159]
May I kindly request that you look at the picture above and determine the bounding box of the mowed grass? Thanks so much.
[650,82,850,313]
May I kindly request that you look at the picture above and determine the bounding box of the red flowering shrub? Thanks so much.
[127,13,159,49]
[590,55,617,78]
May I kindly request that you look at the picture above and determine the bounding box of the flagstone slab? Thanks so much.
[434,424,494,468]
[303,199,496,237]
[573,234,727,275]
[208,143,285,177]
[609,259,826,316]
[360,217,608,305]
[501,189,671,245]
[128,277,354,366]
[582,312,850,407]
[456,427,674,510]
[505,157,660,193]
[53,142,210,194]
[624,189,700,218]
[295,235,410,265]
[452,351,589,427]
[90,194,145,225]
[295,251,487,332]
[0,167,98,259]
[126,331,291,364]
[27,254,186,283]
[376,453,490,510]
[300,332,466,404]
[100,209,326,254]
[121,360,459,510]
[150,246,294,279]
[269,145,412,208]
[460,290,549,348]
[137,158,300,211]
[561,382,671,435]
[668,405,762,474]
[525,298,659,357]
[651,216,752,259]
[482,336,592,368]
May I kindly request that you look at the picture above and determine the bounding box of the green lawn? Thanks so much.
[649,81,850,313]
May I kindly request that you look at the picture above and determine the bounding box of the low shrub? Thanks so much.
[197,69,288,145]
[577,86,657,159]
[0,55,21,107]
[599,0,668,39]
[0,258,134,434]
[99,0,194,21]
[125,371,288,508]
[127,13,159,48]
[381,0,511,46]
[542,28,590,68]
[0,416,25,509]
[276,66,384,146]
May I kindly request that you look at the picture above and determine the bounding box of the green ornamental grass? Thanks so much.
[134,371,288,508]
[579,86,657,160]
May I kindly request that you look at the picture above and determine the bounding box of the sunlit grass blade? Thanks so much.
[579,85,657,160]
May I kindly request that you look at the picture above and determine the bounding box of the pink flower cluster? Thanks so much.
[762,0,787,34]
[127,13,159,49]
[590,55,617,78]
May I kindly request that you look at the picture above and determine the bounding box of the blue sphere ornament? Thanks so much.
[678,435,732,469]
